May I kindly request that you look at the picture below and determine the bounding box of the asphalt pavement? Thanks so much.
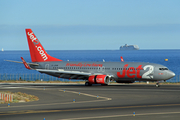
[0,83,180,120]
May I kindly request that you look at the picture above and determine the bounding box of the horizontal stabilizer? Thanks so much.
[5,60,39,66]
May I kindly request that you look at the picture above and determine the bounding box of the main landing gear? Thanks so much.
[101,84,108,86]
[85,82,92,86]
[85,82,108,86]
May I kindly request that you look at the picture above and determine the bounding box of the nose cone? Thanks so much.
[167,70,175,79]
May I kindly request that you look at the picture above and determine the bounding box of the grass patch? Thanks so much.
[0,91,39,104]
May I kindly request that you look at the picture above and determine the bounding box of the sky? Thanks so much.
[0,0,180,50]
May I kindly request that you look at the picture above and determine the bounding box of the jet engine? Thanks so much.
[88,75,110,85]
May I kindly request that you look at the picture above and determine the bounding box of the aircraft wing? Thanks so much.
[36,69,110,80]
[37,69,92,75]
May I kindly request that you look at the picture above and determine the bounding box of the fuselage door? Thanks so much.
[97,67,101,72]
[97,66,105,72]
[45,64,49,69]
[102,66,105,72]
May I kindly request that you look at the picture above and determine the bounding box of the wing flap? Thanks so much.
[36,69,92,76]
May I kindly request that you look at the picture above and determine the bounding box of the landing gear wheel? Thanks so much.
[156,82,160,87]
[85,82,92,86]
[101,84,108,86]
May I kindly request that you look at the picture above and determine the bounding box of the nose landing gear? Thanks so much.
[156,82,159,87]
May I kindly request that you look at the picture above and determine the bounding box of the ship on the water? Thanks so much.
[120,44,139,50]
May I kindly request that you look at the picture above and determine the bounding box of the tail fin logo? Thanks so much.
[27,32,48,61]
[27,32,40,45]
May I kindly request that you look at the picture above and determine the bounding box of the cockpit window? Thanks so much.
[159,68,168,70]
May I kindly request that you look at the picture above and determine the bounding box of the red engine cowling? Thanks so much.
[88,75,110,84]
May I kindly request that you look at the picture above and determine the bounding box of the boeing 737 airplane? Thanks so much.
[7,29,175,87]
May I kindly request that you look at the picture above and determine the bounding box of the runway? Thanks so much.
[0,83,180,120]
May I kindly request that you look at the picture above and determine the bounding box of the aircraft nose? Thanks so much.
[167,71,175,79]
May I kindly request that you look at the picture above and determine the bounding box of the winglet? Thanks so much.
[120,56,124,62]
[21,57,31,70]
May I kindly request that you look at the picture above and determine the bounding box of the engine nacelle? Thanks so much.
[88,75,110,85]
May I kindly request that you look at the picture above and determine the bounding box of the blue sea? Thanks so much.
[0,50,180,82]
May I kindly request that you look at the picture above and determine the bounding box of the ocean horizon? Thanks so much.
[0,49,179,82]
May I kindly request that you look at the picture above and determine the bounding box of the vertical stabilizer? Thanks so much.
[25,29,62,62]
